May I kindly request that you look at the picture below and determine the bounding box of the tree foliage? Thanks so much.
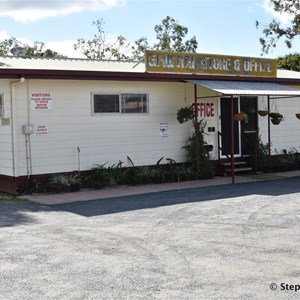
[277,53,300,71]
[74,16,198,61]
[256,0,300,54]
[132,16,198,60]
[0,38,65,58]
[0,38,16,56]
[74,19,134,60]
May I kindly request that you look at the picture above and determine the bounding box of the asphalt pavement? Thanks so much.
[1,177,300,300]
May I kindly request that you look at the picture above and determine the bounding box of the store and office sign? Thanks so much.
[145,51,277,77]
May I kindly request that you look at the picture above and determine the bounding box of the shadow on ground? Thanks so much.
[53,177,300,217]
[0,200,50,228]
[2,177,299,224]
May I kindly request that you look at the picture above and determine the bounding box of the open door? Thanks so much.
[220,96,258,157]
[240,96,258,155]
[220,97,239,156]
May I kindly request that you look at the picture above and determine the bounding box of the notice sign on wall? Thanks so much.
[31,93,53,110]
[36,124,48,135]
[160,123,169,138]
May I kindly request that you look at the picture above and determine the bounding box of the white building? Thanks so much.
[1,51,300,193]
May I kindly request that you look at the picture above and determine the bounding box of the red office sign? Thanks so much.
[192,103,215,118]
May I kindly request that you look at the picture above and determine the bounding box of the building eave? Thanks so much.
[1,68,300,86]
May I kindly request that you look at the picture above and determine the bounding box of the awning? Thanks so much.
[186,80,300,96]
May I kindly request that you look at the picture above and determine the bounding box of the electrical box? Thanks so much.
[23,124,34,135]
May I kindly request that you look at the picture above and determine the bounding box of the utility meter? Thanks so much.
[23,124,34,135]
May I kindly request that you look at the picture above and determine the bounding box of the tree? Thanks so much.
[176,106,213,179]
[277,53,300,71]
[74,19,134,60]
[24,41,66,58]
[133,16,198,60]
[0,37,17,56]
[256,0,300,54]
[74,16,198,61]
[0,38,66,58]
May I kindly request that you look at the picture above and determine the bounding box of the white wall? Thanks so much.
[258,92,300,154]
[0,80,13,176]
[193,85,219,160]
[14,79,195,176]
[9,79,300,177]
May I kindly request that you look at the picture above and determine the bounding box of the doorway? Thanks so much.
[220,96,258,157]
[220,97,239,156]
[240,96,258,155]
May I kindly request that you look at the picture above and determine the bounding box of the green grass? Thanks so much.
[245,174,287,180]
[0,192,21,203]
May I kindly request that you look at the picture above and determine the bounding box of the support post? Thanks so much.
[194,84,200,177]
[267,96,271,169]
[230,95,235,184]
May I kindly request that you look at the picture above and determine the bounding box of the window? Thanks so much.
[121,94,148,113]
[93,93,148,114]
[0,94,3,118]
[94,94,119,113]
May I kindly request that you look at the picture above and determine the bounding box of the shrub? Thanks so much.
[86,161,127,188]
[48,173,81,193]
[256,134,271,172]
[182,119,214,179]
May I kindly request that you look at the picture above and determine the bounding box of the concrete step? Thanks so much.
[225,167,253,173]
[222,161,246,167]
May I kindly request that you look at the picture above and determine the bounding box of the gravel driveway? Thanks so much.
[1,177,300,300]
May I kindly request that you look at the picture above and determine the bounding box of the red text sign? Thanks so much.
[192,103,215,118]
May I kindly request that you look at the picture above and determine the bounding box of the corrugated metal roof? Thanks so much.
[277,69,300,79]
[0,56,145,73]
[0,56,300,81]
[186,80,300,96]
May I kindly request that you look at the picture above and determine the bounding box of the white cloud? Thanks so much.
[0,30,10,40]
[45,40,85,58]
[262,0,293,25]
[0,0,125,23]
[0,31,83,58]
[1,29,136,58]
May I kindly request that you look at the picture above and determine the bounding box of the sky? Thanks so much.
[0,0,299,59]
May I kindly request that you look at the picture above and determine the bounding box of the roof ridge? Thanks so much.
[0,55,140,64]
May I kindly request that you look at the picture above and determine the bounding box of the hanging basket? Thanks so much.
[233,114,244,121]
[296,113,300,120]
[269,112,283,125]
[271,118,282,125]
[258,110,269,117]
[269,112,283,119]
[176,106,194,124]
[233,112,248,123]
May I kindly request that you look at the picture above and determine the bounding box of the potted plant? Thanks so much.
[258,110,269,117]
[269,112,284,125]
[233,111,248,123]
[177,106,194,124]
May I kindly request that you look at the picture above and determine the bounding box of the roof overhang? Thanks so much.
[1,67,300,87]
[186,80,300,97]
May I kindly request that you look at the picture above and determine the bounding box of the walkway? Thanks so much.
[22,170,300,205]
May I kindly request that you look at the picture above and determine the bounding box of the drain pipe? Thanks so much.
[11,77,25,178]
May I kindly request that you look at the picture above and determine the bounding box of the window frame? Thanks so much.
[92,92,149,115]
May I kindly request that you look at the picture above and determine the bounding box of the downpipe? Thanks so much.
[10,77,25,178]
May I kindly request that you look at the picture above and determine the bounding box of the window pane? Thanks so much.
[94,94,119,113]
[122,94,148,113]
